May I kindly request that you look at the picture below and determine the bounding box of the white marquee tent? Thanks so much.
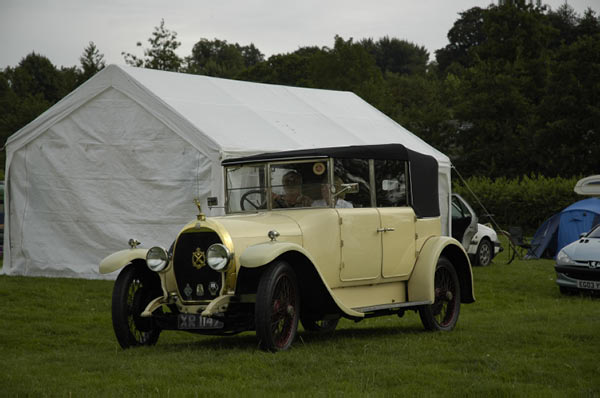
[2,65,452,279]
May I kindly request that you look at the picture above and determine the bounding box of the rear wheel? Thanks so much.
[474,239,493,266]
[419,257,461,331]
[255,261,300,351]
[112,263,162,349]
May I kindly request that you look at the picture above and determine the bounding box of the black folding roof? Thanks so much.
[222,144,410,164]
[222,144,440,218]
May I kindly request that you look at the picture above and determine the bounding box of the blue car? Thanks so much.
[555,223,600,295]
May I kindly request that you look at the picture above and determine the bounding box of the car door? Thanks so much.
[334,158,382,282]
[337,208,382,281]
[375,159,415,279]
[378,207,416,279]
[451,194,478,249]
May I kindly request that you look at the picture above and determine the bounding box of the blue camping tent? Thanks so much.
[529,198,600,258]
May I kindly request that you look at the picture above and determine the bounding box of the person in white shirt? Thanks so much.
[312,176,353,208]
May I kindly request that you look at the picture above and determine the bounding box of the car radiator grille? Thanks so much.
[173,231,222,302]
[556,265,600,281]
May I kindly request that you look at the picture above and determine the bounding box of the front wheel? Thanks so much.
[419,257,461,331]
[255,261,300,351]
[112,263,162,349]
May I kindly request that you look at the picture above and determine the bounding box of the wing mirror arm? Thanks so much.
[333,183,359,198]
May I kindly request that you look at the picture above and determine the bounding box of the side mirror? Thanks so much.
[207,197,219,207]
[382,179,399,191]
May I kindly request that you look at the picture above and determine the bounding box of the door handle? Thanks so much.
[377,227,395,233]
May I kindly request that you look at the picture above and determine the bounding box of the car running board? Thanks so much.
[353,300,432,313]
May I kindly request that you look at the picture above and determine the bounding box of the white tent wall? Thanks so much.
[3,64,453,279]
[3,88,215,278]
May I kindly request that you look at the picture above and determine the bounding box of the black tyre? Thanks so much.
[255,261,300,351]
[300,315,339,333]
[419,257,461,331]
[112,263,162,349]
[474,239,493,266]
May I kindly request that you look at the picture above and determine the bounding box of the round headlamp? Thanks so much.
[207,243,232,272]
[146,246,169,272]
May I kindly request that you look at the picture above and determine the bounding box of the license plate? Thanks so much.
[576,280,600,290]
[178,314,224,330]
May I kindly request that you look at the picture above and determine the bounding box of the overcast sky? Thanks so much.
[1,0,597,69]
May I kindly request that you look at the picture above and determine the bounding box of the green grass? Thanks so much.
[1,259,599,397]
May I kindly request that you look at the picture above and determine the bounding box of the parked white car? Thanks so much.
[452,194,502,266]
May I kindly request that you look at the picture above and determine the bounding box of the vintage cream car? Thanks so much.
[100,144,475,351]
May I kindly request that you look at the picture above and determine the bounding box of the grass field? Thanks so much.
[1,257,599,397]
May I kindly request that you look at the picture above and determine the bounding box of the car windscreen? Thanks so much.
[587,224,600,238]
[225,161,331,212]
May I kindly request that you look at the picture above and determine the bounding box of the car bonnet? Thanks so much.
[562,237,600,262]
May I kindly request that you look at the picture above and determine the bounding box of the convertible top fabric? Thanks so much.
[223,144,411,163]
[3,65,451,279]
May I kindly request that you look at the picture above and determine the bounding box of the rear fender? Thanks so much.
[99,248,149,274]
[408,236,475,303]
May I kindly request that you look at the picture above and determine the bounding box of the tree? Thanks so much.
[122,19,183,71]
[577,8,600,37]
[0,53,80,147]
[185,39,264,78]
[535,34,600,176]
[435,7,487,73]
[360,36,429,75]
[239,46,324,86]
[307,36,387,108]
[385,71,459,157]
[79,41,105,83]
[9,52,64,103]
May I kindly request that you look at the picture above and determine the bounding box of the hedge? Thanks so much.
[452,174,582,235]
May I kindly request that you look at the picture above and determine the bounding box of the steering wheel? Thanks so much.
[240,190,267,210]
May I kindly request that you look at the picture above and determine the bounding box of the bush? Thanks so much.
[452,174,582,235]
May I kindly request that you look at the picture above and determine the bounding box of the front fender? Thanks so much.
[99,248,149,274]
[240,241,316,268]
[408,236,474,303]
[239,241,365,318]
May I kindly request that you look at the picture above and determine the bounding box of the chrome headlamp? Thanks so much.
[207,243,232,272]
[146,246,169,272]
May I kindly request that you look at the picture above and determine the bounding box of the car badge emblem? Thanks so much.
[589,261,599,269]
[184,283,193,298]
[196,284,205,296]
[192,248,206,269]
[208,281,219,296]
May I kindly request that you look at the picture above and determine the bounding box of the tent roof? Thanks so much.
[562,197,600,213]
[6,65,450,169]
[121,66,450,166]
